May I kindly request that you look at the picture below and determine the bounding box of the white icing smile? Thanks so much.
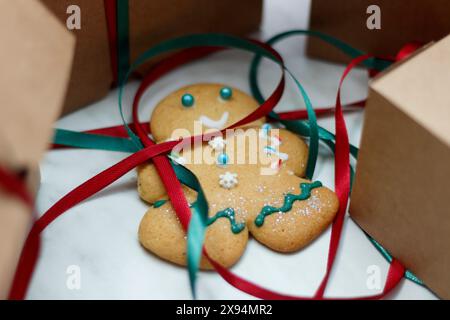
[198,111,229,129]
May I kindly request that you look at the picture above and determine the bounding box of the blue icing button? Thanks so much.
[219,87,233,100]
[181,93,194,107]
[217,153,229,166]
[261,123,272,134]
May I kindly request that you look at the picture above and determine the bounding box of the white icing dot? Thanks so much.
[208,136,227,151]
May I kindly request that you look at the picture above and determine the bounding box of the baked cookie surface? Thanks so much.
[138,83,339,269]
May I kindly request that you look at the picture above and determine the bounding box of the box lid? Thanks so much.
[0,0,75,169]
[371,34,450,148]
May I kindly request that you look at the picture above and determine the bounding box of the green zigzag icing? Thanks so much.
[153,182,322,232]
[254,181,323,227]
[153,199,167,208]
[152,200,245,234]
[207,208,245,234]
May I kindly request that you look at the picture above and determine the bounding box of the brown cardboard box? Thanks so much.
[128,0,262,74]
[40,0,112,115]
[0,0,74,299]
[350,35,450,299]
[40,0,263,115]
[0,0,75,170]
[308,0,450,64]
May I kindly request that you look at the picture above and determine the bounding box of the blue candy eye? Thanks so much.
[220,87,233,100]
[181,93,194,107]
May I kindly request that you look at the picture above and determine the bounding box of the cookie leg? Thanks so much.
[247,186,339,252]
[139,200,248,269]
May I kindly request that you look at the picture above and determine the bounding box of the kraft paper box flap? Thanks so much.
[308,0,450,64]
[0,0,75,170]
[371,39,450,148]
[350,35,450,299]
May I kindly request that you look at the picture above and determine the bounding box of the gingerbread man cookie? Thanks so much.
[137,83,339,269]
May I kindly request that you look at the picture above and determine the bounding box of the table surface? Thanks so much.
[27,0,438,299]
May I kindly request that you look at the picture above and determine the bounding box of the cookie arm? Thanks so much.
[277,128,309,177]
[137,163,168,203]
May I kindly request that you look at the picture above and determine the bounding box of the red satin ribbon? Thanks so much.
[104,0,118,85]
[130,43,286,234]
[9,41,421,300]
[8,41,287,299]
[396,42,423,61]
[203,54,405,300]
[130,49,405,299]
[0,167,33,208]
[276,99,365,120]
[314,55,366,297]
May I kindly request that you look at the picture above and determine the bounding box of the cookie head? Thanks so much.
[150,83,264,142]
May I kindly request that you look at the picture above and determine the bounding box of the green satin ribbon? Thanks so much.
[114,7,215,294]
[171,164,209,295]
[53,128,138,153]
[51,29,423,295]
[116,33,324,297]
[51,127,423,287]
[112,2,421,291]
[249,29,389,161]
[368,235,423,285]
